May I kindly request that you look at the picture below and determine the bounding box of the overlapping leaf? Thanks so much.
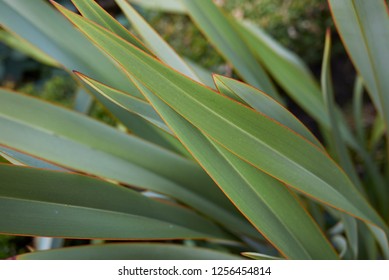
[54,6,388,240]
[71,0,150,54]
[0,89,253,237]
[0,0,182,151]
[180,0,281,102]
[113,0,202,83]
[0,146,67,171]
[133,79,338,259]
[0,165,227,239]
[75,73,339,258]
[77,73,171,134]
[54,6,345,258]
[235,20,327,127]
[214,75,323,149]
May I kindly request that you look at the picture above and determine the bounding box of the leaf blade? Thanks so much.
[0,165,228,239]
[214,75,324,149]
[17,243,243,260]
[55,8,389,237]
[180,0,281,101]
[0,89,251,237]
[132,79,338,259]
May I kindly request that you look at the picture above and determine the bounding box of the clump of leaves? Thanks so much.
[0,0,388,260]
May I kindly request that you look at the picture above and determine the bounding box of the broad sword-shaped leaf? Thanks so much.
[53,6,389,241]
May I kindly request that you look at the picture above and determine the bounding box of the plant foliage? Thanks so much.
[0,0,388,259]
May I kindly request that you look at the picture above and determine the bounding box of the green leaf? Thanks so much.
[235,18,385,200]
[139,79,338,259]
[329,0,389,139]
[73,70,338,258]
[321,30,363,193]
[72,0,151,54]
[184,58,216,89]
[331,235,348,258]
[56,9,389,239]
[241,252,283,260]
[0,89,253,237]
[322,30,388,224]
[114,0,202,83]
[235,20,327,128]
[352,76,365,146]
[124,0,186,14]
[0,146,67,172]
[73,88,93,113]
[76,72,171,134]
[0,0,177,150]
[92,93,188,155]
[131,79,338,259]
[0,30,58,67]
[0,165,228,240]
[180,0,282,102]
[0,0,137,97]
[17,243,243,260]
[214,75,323,149]
[343,214,358,259]
[370,116,385,151]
